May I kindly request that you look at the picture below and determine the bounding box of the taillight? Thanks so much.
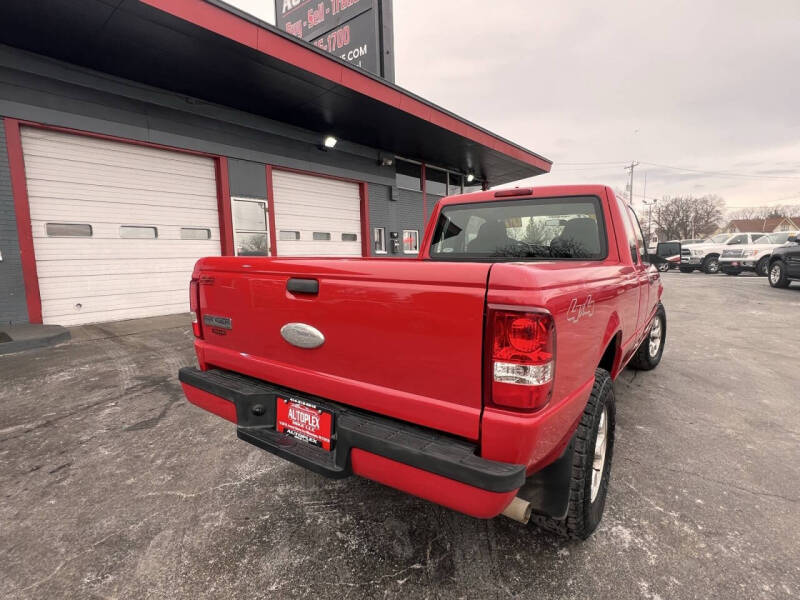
[487,308,555,411]
[190,279,202,338]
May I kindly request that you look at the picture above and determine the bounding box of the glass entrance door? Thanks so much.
[233,198,270,256]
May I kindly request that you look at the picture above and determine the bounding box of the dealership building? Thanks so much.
[0,0,550,327]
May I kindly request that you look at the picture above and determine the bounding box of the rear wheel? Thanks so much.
[628,303,666,370]
[769,260,790,288]
[656,262,670,272]
[756,257,770,277]
[702,255,720,274]
[530,369,615,540]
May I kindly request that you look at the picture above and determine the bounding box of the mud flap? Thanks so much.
[516,434,576,519]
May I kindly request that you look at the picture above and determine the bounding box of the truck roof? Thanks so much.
[439,185,613,208]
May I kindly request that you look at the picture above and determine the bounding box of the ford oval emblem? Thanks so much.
[280,323,325,349]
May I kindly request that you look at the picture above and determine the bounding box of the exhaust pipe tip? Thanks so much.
[501,496,532,524]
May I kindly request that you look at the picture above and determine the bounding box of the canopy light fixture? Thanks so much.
[466,172,476,183]
[322,135,338,149]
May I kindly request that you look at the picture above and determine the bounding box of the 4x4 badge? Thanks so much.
[567,295,595,323]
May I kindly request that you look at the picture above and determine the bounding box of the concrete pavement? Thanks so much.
[1,276,799,599]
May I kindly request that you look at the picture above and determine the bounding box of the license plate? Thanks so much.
[732,261,739,266]
[275,397,333,451]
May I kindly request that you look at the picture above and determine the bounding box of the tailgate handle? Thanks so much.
[287,278,319,295]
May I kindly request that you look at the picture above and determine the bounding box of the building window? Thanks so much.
[279,230,300,240]
[342,233,358,242]
[396,159,422,191]
[374,227,387,254]
[46,223,92,237]
[448,173,463,195]
[425,167,447,197]
[233,198,270,256]
[313,232,332,241]
[120,225,157,239]
[180,227,211,240]
[403,229,419,254]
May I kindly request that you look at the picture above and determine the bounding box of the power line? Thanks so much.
[636,161,800,181]
[550,160,800,181]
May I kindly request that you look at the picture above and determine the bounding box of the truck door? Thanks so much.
[625,206,657,336]
[785,238,800,277]
[612,195,644,346]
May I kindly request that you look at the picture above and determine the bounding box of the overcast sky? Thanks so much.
[229,1,800,211]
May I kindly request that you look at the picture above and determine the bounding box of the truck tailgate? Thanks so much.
[192,258,491,440]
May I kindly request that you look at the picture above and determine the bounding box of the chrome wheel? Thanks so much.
[648,316,663,358]
[705,257,719,274]
[770,264,782,285]
[590,407,608,502]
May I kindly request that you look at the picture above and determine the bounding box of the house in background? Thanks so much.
[722,216,800,234]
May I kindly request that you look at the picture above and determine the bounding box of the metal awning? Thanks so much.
[0,0,551,185]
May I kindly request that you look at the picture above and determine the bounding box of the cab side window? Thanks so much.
[727,234,747,245]
[616,198,638,263]
[626,206,649,264]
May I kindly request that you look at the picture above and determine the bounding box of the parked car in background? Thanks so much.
[654,241,681,272]
[768,234,800,288]
[720,231,799,276]
[679,232,766,274]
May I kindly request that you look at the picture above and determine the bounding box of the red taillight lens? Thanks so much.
[190,280,202,338]
[488,308,555,411]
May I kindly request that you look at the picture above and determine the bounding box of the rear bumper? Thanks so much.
[179,367,525,517]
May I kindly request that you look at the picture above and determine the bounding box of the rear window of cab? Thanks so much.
[429,196,608,261]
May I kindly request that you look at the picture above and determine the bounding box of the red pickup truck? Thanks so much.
[179,185,666,539]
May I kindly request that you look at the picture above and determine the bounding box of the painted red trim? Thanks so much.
[215,158,234,255]
[4,118,43,324]
[265,165,278,257]
[138,0,551,174]
[420,163,427,220]
[359,182,370,257]
[13,119,217,159]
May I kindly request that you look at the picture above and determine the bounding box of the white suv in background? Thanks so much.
[719,231,799,276]
[679,232,766,274]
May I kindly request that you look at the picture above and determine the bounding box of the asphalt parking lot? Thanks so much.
[1,274,799,600]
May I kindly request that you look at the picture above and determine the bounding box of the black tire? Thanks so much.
[768,260,790,288]
[678,267,694,274]
[756,257,770,277]
[656,262,670,273]
[701,254,720,274]
[530,369,615,540]
[628,303,666,370]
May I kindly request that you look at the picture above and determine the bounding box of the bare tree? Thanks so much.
[728,204,800,220]
[652,195,725,240]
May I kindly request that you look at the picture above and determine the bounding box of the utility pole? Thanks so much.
[624,161,639,206]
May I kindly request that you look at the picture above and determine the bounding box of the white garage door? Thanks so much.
[21,128,221,325]
[272,170,362,256]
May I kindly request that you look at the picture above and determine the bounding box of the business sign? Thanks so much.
[276,0,393,79]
